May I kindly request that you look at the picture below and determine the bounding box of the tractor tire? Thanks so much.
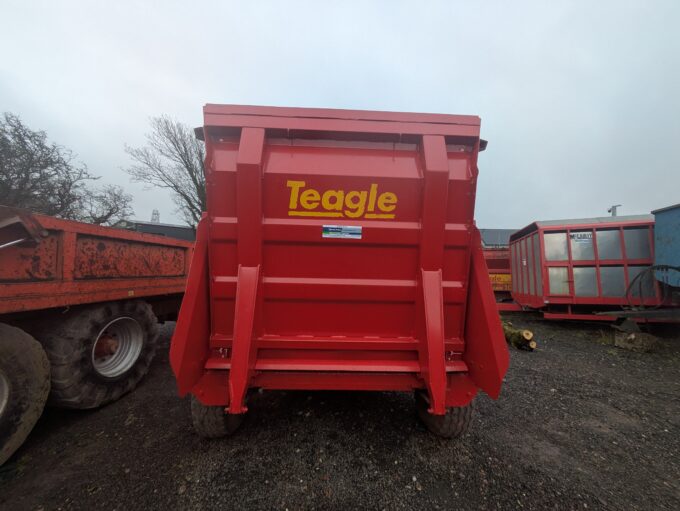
[0,323,50,466]
[36,301,159,409]
[415,391,474,439]
[190,396,244,438]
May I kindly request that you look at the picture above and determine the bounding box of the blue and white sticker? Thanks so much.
[322,225,362,239]
[570,232,593,243]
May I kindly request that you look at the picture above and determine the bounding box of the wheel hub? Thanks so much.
[91,317,144,378]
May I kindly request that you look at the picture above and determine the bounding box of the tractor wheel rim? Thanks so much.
[0,370,9,417]
[91,317,144,378]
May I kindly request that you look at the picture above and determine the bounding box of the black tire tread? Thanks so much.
[415,391,474,438]
[0,323,50,465]
[190,396,243,438]
[34,301,158,409]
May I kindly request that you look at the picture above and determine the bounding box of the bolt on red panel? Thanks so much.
[170,105,508,416]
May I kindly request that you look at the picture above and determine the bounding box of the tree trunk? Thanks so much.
[502,322,537,351]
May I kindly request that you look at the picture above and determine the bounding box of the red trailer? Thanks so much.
[509,215,659,320]
[481,229,520,311]
[484,248,511,293]
[484,248,522,312]
[170,105,509,439]
[0,207,192,464]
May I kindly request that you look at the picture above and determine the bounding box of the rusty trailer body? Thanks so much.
[0,209,192,316]
[509,215,660,321]
[0,207,192,465]
[170,105,509,437]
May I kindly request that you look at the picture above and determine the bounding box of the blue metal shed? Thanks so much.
[653,203,680,287]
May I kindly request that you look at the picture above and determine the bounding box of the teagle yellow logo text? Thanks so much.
[286,180,397,219]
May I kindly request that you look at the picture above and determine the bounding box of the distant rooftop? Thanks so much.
[510,214,654,242]
[130,220,193,229]
[118,219,196,241]
[652,203,680,215]
[479,228,517,248]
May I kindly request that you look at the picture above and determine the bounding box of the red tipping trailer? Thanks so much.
[170,105,509,438]
[0,207,192,465]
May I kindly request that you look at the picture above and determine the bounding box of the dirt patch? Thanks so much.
[0,318,678,510]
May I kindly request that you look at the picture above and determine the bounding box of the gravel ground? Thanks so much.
[1,317,678,510]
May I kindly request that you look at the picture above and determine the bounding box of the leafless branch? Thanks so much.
[125,116,205,226]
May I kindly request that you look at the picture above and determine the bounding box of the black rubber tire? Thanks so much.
[415,391,474,439]
[0,323,50,466]
[190,396,244,438]
[35,301,159,409]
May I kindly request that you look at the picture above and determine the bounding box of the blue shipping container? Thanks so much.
[653,203,680,287]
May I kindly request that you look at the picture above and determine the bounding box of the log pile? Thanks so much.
[502,322,537,351]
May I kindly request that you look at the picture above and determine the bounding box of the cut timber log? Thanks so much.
[502,322,537,351]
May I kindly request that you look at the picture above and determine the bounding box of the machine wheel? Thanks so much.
[415,391,474,439]
[36,301,159,409]
[190,396,244,438]
[0,323,50,465]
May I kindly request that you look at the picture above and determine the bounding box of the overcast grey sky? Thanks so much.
[1,1,678,227]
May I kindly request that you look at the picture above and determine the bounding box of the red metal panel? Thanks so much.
[463,229,509,400]
[0,210,192,315]
[203,104,481,126]
[74,236,186,279]
[202,104,482,141]
[170,217,211,396]
[0,235,59,281]
[0,277,189,314]
[171,105,507,416]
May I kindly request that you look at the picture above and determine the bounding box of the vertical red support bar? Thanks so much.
[592,228,603,297]
[519,237,525,296]
[532,234,540,297]
[539,229,547,304]
[417,135,448,415]
[228,127,265,414]
[236,128,265,266]
[228,265,260,413]
[61,231,76,281]
[619,226,632,303]
[566,228,574,298]
[420,135,449,270]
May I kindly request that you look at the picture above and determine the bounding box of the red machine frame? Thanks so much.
[170,105,508,417]
[510,216,658,320]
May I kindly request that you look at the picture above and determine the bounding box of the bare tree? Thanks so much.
[0,112,134,226]
[0,112,92,218]
[79,185,134,226]
[125,116,205,226]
